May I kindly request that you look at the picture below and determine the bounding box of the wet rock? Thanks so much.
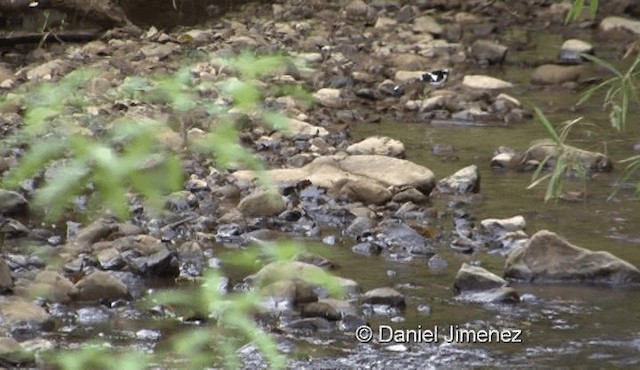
[0,337,33,366]
[286,118,329,138]
[333,178,392,205]
[419,95,446,112]
[362,287,406,308]
[0,258,12,292]
[262,279,318,308]
[25,59,71,81]
[531,64,582,85]
[233,154,436,197]
[113,235,179,277]
[74,271,130,302]
[600,16,640,34]
[374,16,398,30]
[313,88,343,108]
[247,261,330,287]
[335,277,361,298]
[346,136,405,158]
[345,216,376,239]
[352,242,382,256]
[559,39,593,63]
[436,164,480,194]
[454,263,507,293]
[505,230,640,285]
[392,187,428,203]
[457,287,520,304]
[140,42,179,59]
[428,254,448,270]
[0,297,53,338]
[177,241,205,278]
[396,4,415,23]
[480,215,526,236]
[490,152,518,169]
[344,0,377,25]
[412,15,443,35]
[165,191,198,211]
[471,40,508,64]
[96,247,125,270]
[76,306,111,326]
[71,218,119,250]
[377,220,434,257]
[523,139,613,172]
[0,189,28,216]
[18,271,77,303]
[300,302,341,321]
[462,75,513,89]
[285,317,335,333]
[494,93,521,112]
[238,190,286,218]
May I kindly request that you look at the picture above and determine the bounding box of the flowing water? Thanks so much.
[316,56,640,367]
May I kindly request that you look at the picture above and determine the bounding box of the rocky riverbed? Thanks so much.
[2,0,640,368]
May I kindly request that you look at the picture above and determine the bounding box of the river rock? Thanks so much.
[112,235,179,277]
[412,15,443,35]
[352,242,382,256]
[394,70,425,83]
[0,258,12,292]
[0,337,33,366]
[600,16,640,34]
[0,189,28,216]
[523,139,613,172]
[233,154,436,197]
[238,190,286,218]
[313,88,343,108]
[436,164,480,194]
[559,39,593,63]
[480,215,526,235]
[531,64,582,85]
[332,177,393,205]
[462,75,513,89]
[0,296,53,337]
[74,271,130,301]
[346,136,405,158]
[471,39,508,64]
[505,230,640,285]
[377,220,434,257]
[392,186,429,203]
[391,54,431,71]
[70,217,119,251]
[454,263,508,292]
[362,287,405,308]
[300,301,341,321]
[262,279,318,309]
[25,59,71,81]
[247,261,329,287]
[286,118,329,138]
[18,270,77,303]
[456,286,520,303]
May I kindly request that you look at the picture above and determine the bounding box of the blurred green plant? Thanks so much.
[565,0,598,24]
[1,50,325,369]
[578,53,640,131]
[575,50,640,198]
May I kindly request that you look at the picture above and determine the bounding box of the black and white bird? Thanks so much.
[392,68,450,94]
[419,69,449,86]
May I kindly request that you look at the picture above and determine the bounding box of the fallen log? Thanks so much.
[0,29,101,46]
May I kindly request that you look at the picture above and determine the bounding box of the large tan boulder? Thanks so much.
[505,230,640,285]
[233,154,436,203]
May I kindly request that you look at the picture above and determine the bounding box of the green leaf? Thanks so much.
[534,107,562,144]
